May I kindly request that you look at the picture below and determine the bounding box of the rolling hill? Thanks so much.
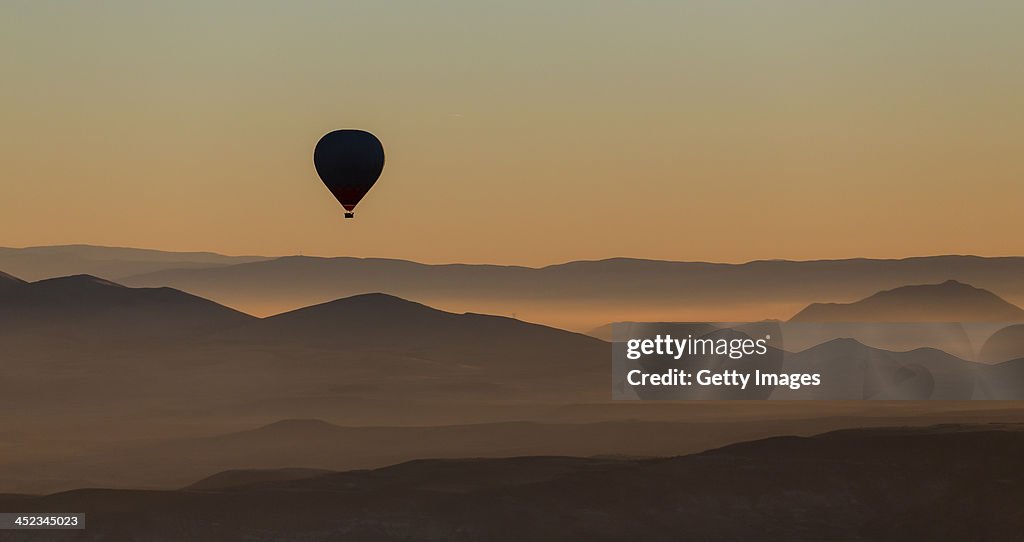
[790,280,1024,322]
[118,253,1024,327]
[3,424,1021,541]
[0,273,255,341]
[0,281,613,450]
[232,293,608,375]
[5,413,1023,495]
[3,246,1023,328]
[0,270,25,289]
[186,467,335,491]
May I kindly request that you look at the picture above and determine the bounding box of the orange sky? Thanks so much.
[2,2,1022,265]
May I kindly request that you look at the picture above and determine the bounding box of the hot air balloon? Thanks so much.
[313,130,385,218]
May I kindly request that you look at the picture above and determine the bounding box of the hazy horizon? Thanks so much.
[4,242,1024,269]
[4,1,1024,266]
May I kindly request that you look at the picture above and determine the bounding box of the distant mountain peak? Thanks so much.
[877,279,976,295]
[337,292,422,304]
[268,292,444,321]
[790,280,1024,322]
[803,337,872,353]
[0,272,255,339]
[31,274,125,289]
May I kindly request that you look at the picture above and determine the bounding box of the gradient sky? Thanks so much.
[2,1,1022,265]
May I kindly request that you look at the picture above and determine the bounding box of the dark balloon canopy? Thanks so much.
[313,130,385,218]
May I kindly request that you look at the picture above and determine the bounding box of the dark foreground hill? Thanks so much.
[9,407,1024,495]
[186,468,334,491]
[0,283,612,459]
[0,270,25,290]
[231,292,608,375]
[0,273,254,342]
[0,417,844,493]
[1,424,1021,541]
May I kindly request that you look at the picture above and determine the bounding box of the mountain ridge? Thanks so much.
[0,244,270,282]
[790,280,1024,322]
[116,252,1024,327]
[0,273,255,340]
[3,424,1021,540]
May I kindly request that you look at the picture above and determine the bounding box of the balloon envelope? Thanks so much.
[313,130,385,213]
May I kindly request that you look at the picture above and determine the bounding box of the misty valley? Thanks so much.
[1,248,1023,540]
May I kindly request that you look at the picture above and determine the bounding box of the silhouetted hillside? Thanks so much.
[218,456,625,494]
[257,292,467,341]
[2,424,1021,541]
[8,410,1023,495]
[119,254,1024,326]
[790,280,1024,322]
[232,293,608,375]
[0,274,254,341]
[0,288,614,481]
[0,270,24,290]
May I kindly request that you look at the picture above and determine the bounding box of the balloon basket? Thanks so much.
[344,212,355,219]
